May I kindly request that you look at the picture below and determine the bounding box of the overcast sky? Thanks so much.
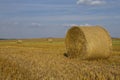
[0,0,120,38]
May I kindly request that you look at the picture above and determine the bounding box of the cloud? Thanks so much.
[63,23,93,28]
[63,24,78,27]
[31,23,41,26]
[64,23,92,27]
[80,23,92,26]
[77,0,106,6]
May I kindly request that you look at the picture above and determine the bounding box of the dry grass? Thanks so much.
[0,38,120,80]
[65,26,112,59]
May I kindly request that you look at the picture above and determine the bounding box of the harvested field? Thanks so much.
[0,38,120,80]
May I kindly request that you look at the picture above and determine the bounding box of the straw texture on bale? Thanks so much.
[65,26,112,59]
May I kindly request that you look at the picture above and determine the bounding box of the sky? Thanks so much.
[0,0,120,38]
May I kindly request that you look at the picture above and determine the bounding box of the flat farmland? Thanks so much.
[0,38,120,80]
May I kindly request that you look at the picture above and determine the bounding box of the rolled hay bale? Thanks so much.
[16,40,22,44]
[65,26,112,59]
[47,38,53,43]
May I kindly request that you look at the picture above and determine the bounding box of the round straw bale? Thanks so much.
[17,40,22,44]
[48,38,53,43]
[65,26,112,59]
